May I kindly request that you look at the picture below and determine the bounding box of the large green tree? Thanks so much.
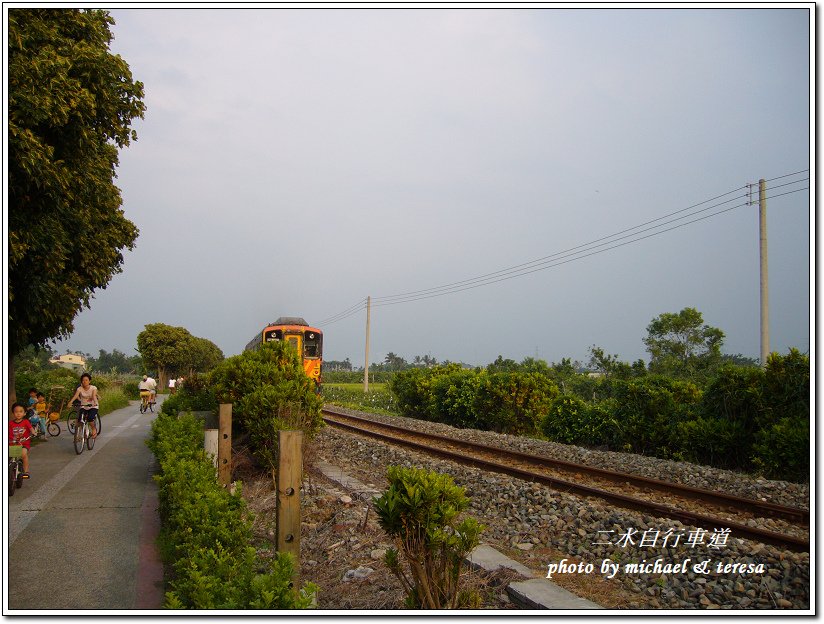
[137,324,224,388]
[643,307,724,379]
[8,9,145,400]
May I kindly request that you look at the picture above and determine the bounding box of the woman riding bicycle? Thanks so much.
[69,373,99,439]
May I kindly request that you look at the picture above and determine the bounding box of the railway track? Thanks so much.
[321,407,809,554]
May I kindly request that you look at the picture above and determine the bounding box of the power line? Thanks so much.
[764,169,809,183]
[317,172,809,322]
[371,186,808,308]
[374,185,752,303]
[316,298,367,326]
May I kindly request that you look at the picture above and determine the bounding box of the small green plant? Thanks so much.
[373,466,484,609]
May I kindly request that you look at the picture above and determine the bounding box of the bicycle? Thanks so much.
[73,406,99,455]
[66,400,102,437]
[28,406,61,439]
[139,389,153,413]
[66,401,80,435]
[8,437,30,496]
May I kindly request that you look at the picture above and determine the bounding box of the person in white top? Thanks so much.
[69,373,100,439]
[139,374,158,404]
[168,377,176,394]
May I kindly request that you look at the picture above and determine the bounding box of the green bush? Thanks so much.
[761,349,810,423]
[160,373,217,417]
[429,370,483,429]
[541,395,615,446]
[389,367,442,419]
[751,415,810,483]
[391,366,559,435]
[147,412,317,609]
[474,371,559,435]
[374,466,484,609]
[748,350,810,482]
[15,367,80,408]
[609,376,701,457]
[208,342,323,475]
[676,417,751,469]
[123,379,139,398]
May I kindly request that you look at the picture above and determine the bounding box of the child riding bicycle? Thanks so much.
[9,403,34,479]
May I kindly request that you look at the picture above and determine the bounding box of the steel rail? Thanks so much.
[322,409,809,554]
[322,407,808,524]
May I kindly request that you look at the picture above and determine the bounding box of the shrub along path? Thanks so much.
[6,399,164,611]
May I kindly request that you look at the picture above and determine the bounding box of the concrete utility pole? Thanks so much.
[364,296,371,393]
[759,179,769,368]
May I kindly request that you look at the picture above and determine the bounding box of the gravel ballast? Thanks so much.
[309,406,810,610]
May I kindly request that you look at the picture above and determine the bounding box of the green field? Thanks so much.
[321,383,395,414]
[325,382,387,392]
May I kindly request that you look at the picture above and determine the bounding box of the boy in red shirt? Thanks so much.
[9,402,33,478]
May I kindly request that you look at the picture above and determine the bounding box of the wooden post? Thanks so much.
[277,430,303,566]
[218,403,232,486]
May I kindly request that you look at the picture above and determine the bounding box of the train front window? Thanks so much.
[304,331,321,358]
[264,329,283,342]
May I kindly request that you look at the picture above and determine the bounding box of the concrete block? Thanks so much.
[507,578,602,610]
[467,544,534,578]
[315,460,380,501]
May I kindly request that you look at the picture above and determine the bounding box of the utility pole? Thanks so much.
[364,296,371,393]
[759,179,769,368]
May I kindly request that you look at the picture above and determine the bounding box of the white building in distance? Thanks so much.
[49,353,86,373]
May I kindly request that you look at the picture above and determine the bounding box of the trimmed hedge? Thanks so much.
[388,351,809,482]
[147,411,317,609]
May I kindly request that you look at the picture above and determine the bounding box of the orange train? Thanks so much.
[245,317,323,388]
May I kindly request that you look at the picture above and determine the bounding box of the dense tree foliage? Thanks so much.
[88,348,143,374]
[8,9,145,401]
[137,323,224,387]
[208,341,323,478]
[8,9,145,351]
[375,305,808,482]
[644,307,724,379]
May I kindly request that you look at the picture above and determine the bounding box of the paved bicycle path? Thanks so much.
[6,399,165,612]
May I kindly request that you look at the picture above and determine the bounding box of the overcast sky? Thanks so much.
[50,6,812,368]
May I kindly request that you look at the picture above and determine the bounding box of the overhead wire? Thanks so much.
[374,178,809,304]
[316,170,809,321]
[764,169,809,183]
[372,186,808,308]
[372,184,752,303]
[316,298,368,326]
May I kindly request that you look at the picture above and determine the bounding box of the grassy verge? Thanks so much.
[99,387,130,415]
[321,383,397,415]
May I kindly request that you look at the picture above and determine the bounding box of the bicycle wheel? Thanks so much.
[9,463,15,496]
[87,428,95,450]
[74,421,85,455]
[149,402,154,413]
[47,421,60,437]
[67,411,77,435]
[140,400,147,414]
[95,414,102,436]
